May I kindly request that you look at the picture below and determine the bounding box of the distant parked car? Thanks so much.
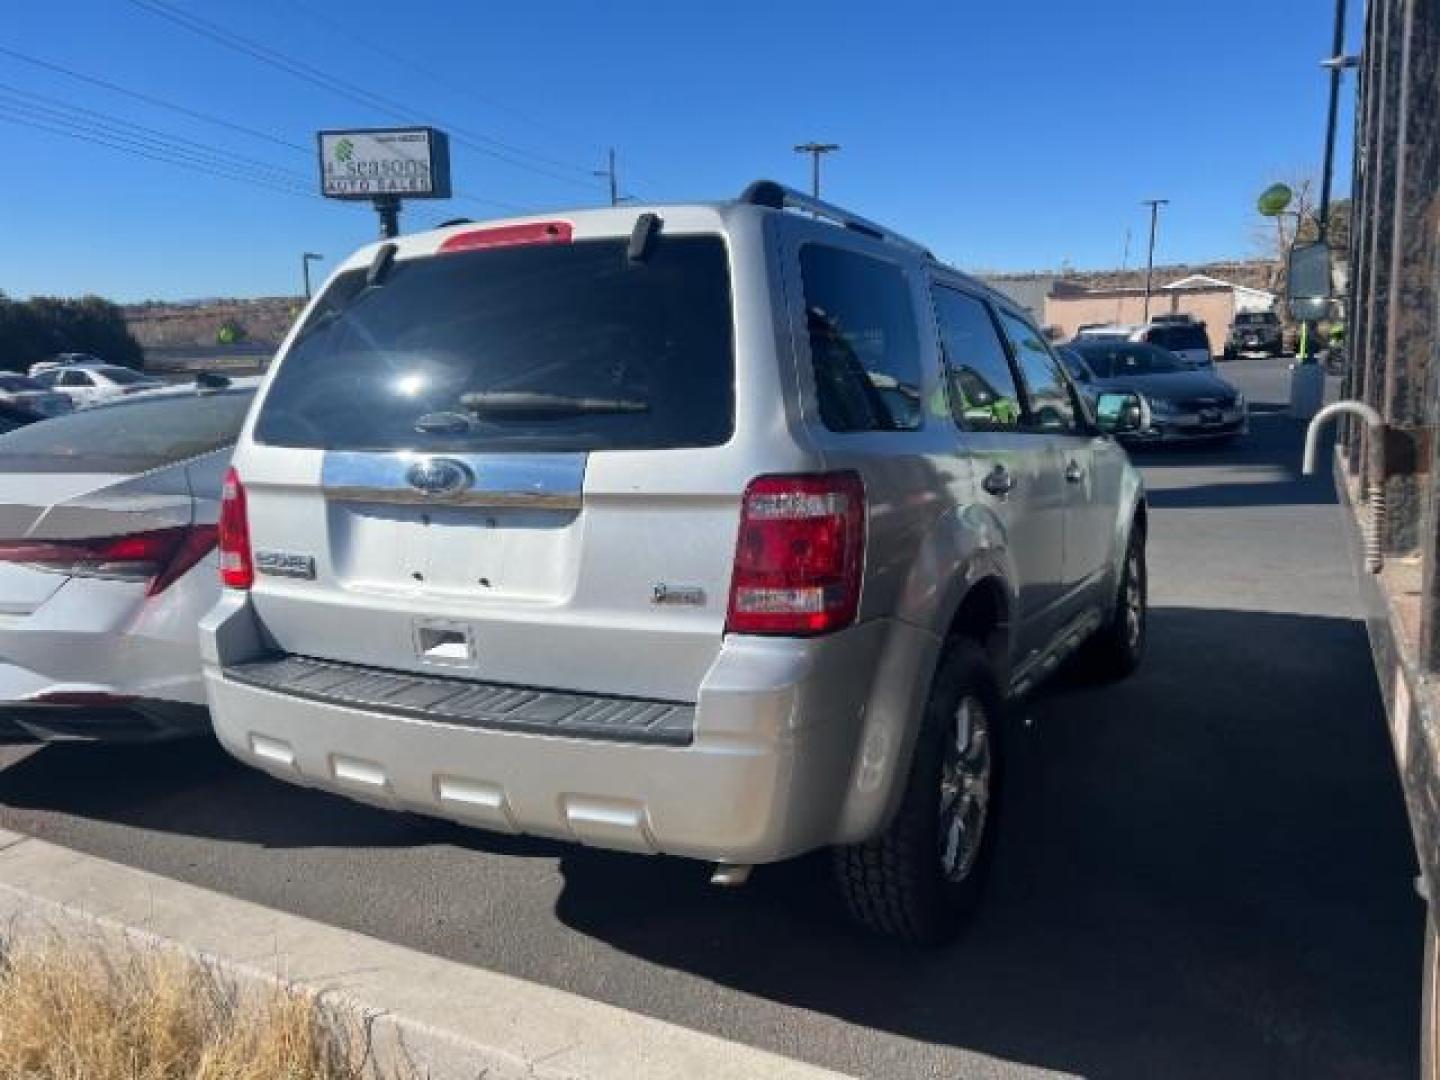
[1074,318,1214,370]
[0,373,73,419]
[0,384,255,741]
[28,352,102,377]
[32,364,164,408]
[1062,340,1246,444]
[1224,310,1283,360]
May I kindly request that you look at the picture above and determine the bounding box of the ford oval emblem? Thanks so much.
[406,457,473,497]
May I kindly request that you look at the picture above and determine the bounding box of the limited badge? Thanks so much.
[255,551,317,580]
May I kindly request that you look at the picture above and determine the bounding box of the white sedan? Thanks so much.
[0,381,254,740]
[32,364,165,408]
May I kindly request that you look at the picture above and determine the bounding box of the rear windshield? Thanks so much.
[1146,325,1210,351]
[0,375,44,392]
[0,389,254,473]
[1074,342,1184,377]
[254,236,735,453]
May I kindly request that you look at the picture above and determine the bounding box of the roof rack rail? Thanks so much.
[738,179,935,260]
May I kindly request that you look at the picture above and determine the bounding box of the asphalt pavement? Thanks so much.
[0,358,1421,1079]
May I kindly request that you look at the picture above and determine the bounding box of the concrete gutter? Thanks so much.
[0,828,848,1080]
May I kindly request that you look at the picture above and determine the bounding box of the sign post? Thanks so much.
[317,127,452,239]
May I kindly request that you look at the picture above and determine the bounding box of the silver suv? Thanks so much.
[202,182,1148,943]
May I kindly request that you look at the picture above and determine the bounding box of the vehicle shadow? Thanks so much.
[1136,412,1339,510]
[0,608,1419,1079]
[0,737,564,858]
[544,606,1420,1079]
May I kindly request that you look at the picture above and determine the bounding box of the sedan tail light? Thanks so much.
[0,524,217,596]
[726,472,865,636]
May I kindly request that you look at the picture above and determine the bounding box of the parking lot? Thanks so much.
[0,358,1420,1078]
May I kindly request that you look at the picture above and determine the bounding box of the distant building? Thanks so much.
[980,275,1059,319]
[1044,274,1276,352]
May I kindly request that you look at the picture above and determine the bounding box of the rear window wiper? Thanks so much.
[459,391,649,417]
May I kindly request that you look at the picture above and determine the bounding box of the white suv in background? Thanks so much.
[1076,318,1214,370]
[201,182,1148,943]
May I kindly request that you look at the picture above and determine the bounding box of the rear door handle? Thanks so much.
[981,465,1016,497]
[1065,460,1085,484]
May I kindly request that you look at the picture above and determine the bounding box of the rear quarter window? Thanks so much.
[1149,325,1210,351]
[254,236,735,454]
[799,244,923,433]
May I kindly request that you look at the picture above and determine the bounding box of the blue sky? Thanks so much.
[3,0,1362,302]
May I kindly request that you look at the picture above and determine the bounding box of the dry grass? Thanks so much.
[0,931,389,1080]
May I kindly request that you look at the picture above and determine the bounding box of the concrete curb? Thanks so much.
[0,829,849,1080]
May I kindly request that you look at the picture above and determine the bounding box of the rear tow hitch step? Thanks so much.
[710,863,753,887]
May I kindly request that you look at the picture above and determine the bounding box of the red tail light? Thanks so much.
[218,467,253,590]
[726,473,865,636]
[0,524,217,596]
[438,221,573,253]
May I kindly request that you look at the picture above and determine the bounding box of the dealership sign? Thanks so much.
[317,128,451,200]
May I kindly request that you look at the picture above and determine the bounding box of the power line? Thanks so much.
[0,42,310,155]
[0,48,530,213]
[276,0,602,174]
[0,82,310,188]
[125,0,605,194]
[0,107,318,199]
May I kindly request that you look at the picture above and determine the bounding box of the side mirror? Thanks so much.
[1286,241,1334,322]
[1095,391,1149,436]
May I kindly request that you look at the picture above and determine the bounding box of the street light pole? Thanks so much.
[1316,0,1358,244]
[793,142,840,199]
[301,252,323,299]
[593,147,619,206]
[1141,198,1169,324]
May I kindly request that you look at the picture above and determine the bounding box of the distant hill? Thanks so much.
[980,258,1277,295]
[124,296,303,349]
[125,258,1279,350]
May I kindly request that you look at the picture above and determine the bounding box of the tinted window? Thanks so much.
[931,287,1022,432]
[0,390,254,473]
[255,237,734,453]
[1074,342,1184,377]
[1147,325,1209,351]
[998,310,1077,433]
[800,245,923,432]
[58,370,93,387]
[1057,347,1094,383]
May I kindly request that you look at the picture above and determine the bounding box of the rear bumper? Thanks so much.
[0,573,213,735]
[1125,413,1248,444]
[201,593,939,863]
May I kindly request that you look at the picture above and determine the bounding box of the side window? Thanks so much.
[997,310,1078,433]
[60,370,92,387]
[930,287,1023,432]
[799,245,923,433]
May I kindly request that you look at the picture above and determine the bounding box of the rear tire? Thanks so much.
[833,640,1002,945]
[1082,523,1147,680]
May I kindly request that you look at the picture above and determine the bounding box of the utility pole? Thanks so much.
[1117,227,1132,324]
[1317,0,1359,244]
[793,142,840,199]
[301,252,323,299]
[1141,198,1169,323]
[594,147,619,206]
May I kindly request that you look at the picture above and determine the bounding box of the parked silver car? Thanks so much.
[201,182,1148,943]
